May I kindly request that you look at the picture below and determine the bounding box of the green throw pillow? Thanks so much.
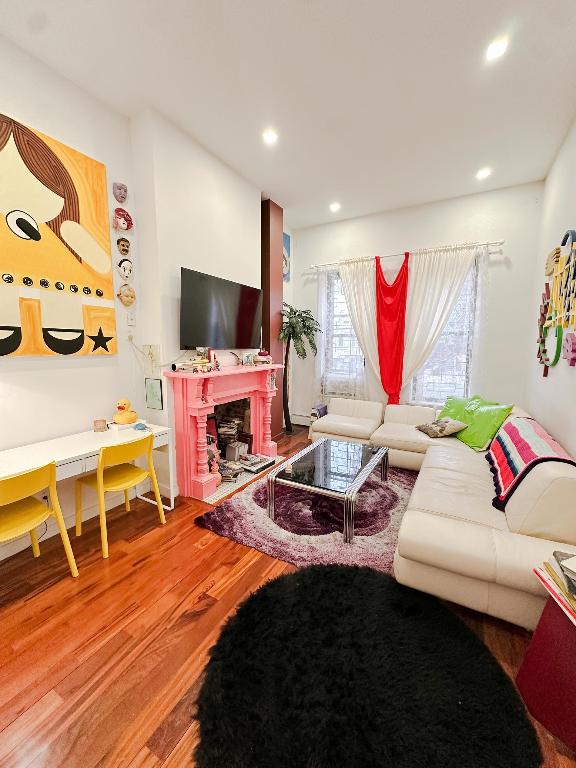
[438,396,475,425]
[456,396,513,451]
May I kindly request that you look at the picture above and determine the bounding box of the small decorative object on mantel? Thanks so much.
[112,398,138,425]
[173,356,212,373]
[538,230,576,377]
[117,237,130,256]
[93,418,107,433]
[254,348,273,365]
[113,182,128,203]
[112,207,134,231]
[242,352,254,366]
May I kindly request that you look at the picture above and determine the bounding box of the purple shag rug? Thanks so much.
[196,467,417,572]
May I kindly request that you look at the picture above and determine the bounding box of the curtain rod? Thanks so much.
[308,239,505,271]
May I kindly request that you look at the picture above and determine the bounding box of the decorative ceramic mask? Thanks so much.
[116,237,130,256]
[113,182,128,203]
[117,258,133,280]
[112,207,133,231]
[117,283,136,306]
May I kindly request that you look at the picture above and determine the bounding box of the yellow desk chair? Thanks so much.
[75,434,166,559]
[0,463,79,578]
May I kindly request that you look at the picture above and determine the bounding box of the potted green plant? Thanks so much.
[279,302,321,433]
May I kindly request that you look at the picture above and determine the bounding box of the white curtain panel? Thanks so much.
[402,245,479,387]
[338,258,381,385]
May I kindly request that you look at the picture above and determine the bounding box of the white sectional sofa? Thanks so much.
[310,398,576,629]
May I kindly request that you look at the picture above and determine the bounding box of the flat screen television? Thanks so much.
[180,267,262,350]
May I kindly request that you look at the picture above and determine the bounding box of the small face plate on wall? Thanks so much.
[117,258,133,280]
[117,283,136,307]
[112,208,133,231]
[116,237,130,256]
[113,182,128,203]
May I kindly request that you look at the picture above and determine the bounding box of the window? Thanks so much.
[410,265,478,406]
[320,270,365,399]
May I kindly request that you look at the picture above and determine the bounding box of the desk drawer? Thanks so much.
[153,432,169,449]
[56,459,84,481]
[84,455,99,473]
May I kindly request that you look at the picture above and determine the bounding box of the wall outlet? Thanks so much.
[126,308,136,326]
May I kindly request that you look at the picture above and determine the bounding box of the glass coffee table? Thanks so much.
[267,438,389,544]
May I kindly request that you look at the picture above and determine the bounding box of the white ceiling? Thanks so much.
[1,0,576,229]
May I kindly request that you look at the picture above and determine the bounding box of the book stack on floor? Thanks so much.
[534,552,576,627]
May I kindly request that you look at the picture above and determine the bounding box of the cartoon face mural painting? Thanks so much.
[0,114,116,356]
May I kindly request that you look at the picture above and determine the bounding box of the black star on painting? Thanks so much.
[88,327,113,352]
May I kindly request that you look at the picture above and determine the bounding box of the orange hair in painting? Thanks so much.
[0,113,81,260]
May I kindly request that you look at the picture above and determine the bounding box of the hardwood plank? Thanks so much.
[0,427,573,768]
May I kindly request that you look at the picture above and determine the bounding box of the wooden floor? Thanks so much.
[0,427,574,768]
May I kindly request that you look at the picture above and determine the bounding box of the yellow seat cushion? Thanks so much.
[78,463,149,492]
[0,497,50,541]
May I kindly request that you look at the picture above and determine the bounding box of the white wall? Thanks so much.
[131,109,262,429]
[290,182,543,421]
[525,118,576,456]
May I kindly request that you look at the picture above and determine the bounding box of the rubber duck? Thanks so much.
[113,398,138,425]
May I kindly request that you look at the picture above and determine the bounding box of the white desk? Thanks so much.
[0,424,176,511]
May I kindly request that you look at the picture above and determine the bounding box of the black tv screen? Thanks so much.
[180,267,262,350]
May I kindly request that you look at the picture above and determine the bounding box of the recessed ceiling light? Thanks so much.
[476,167,492,181]
[485,36,509,62]
[262,128,278,146]
[329,202,341,213]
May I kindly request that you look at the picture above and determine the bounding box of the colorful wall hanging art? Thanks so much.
[537,230,576,376]
[0,113,116,357]
[283,232,291,283]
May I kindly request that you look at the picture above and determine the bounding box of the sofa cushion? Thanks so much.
[505,461,576,545]
[370,422,436,453]
[328,397,384,423]
[408,465,508,530]
[416,417,467,438]
[384,404,436,425]
[456,397,513,451]
[310,414,382,441]
[438,395,473,423]
[397,509,576,596]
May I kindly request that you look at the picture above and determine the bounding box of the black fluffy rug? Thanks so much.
[195,565,541,768]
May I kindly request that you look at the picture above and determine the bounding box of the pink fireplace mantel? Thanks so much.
[164,364,283,500]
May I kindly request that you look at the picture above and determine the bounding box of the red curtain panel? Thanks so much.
[375,253,410,404]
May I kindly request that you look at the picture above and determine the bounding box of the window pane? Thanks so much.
[321,271,364,398]
[410,265,477,405]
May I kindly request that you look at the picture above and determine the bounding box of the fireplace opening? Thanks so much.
[209,398,252,459]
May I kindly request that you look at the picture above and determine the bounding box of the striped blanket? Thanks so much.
[486,417,576,510]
